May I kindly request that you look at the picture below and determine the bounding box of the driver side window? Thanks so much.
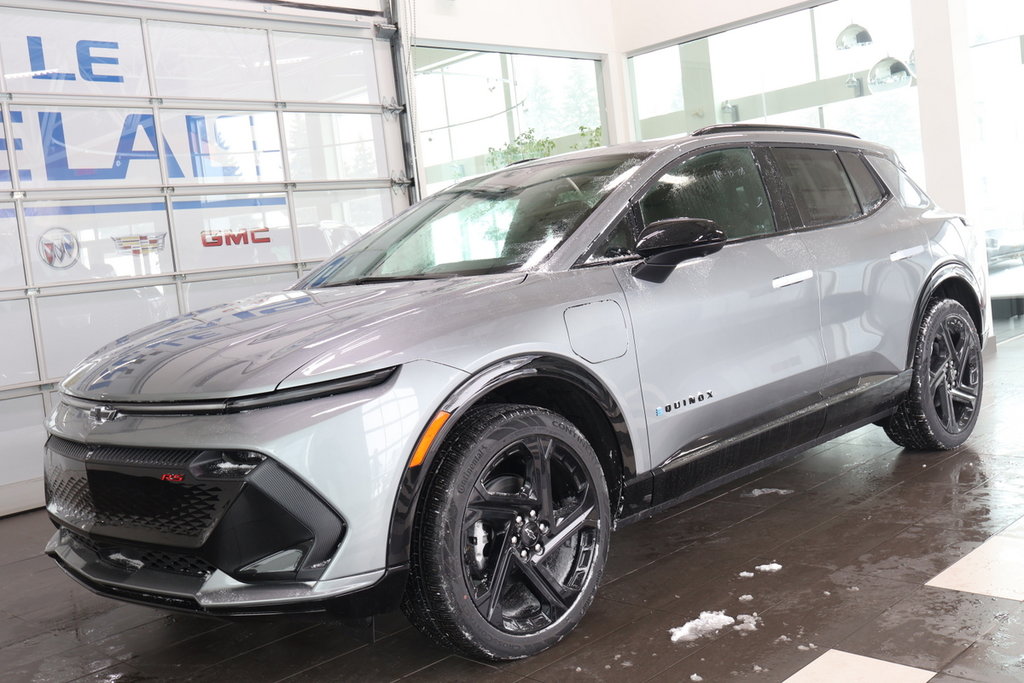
[639,147,775,240]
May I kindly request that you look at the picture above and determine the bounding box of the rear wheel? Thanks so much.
[884,298,983,449]
[403,403,610,661]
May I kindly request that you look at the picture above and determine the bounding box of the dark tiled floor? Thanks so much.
[2,335,1023,682]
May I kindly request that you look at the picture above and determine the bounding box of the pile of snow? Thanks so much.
[690,675,704,682]
[733,613,761,632]
[739,594,754,602]
[743,488,794,497]
[755,562,783,573]
[738,571,755,578]
[669,611,736,642]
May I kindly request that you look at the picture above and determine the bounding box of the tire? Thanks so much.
[884,298,983,450]
[402,403,611,661]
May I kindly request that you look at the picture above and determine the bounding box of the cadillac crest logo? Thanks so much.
[111,233,168,255]
[38,228,80,269]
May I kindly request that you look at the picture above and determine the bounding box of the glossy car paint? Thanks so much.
[44,128,989,614]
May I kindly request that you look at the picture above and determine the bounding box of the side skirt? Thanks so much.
[615,371,912,528]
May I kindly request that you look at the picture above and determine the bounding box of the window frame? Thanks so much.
[760,144,894,233]
[575,143,782,267]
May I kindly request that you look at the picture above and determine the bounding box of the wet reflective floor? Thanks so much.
[3,335,1024,682]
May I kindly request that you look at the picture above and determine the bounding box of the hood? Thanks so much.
[62,274,525,402]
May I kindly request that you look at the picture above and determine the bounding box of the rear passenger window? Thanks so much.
[638,147,774,240]
[838,151,887,213]
[772,148,861,227]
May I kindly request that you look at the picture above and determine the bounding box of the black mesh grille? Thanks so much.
[68,532,215,578]
[46,463,95,529]
[89,471,223,539]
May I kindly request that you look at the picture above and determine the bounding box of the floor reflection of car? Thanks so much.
[986,227,1024,267]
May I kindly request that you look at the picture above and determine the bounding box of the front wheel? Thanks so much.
[402,404,610,661]
[884,298,983,450]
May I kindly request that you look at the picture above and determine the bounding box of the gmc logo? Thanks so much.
[201,228,271,247]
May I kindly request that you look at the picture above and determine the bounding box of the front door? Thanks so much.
[611,147,827,473]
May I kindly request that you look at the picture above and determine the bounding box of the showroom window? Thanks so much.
[412,47,605,196]
[628,0,924,183]
[0,1,408,511]
[966,0,1024,341]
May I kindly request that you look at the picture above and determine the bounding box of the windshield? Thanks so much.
[300,152,647,287]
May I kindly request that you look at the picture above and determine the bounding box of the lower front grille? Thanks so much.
[44,435,346,584]
[67,531,216,578]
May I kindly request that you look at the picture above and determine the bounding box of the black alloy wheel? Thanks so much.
[926,310,981,434]
[403,404,610,661]
[885,298,983,450]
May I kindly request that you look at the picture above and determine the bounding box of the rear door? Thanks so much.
[608,146,827,473]
[764,147,931,424]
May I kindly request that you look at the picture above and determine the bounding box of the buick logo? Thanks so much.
[89,406,121,425]
[39,228,80,269]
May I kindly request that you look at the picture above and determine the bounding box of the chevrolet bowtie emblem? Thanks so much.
[89,406,121,425]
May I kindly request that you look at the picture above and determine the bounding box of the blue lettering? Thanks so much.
[0,111,31,182]
[27,36,76,80]
[185,116,239,178]
[114,114,184,178]
[40,112,183,181]
[76,40,124,83]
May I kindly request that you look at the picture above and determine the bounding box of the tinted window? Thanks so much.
[868,156,931,209]
[772,148,861,226]
[839,151,886,213]
[639,148,774,240]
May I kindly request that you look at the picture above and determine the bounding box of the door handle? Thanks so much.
[890,245,924,262]
[772,270,814,289]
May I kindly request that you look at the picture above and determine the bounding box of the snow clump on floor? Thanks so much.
[755,562,783,573]
[739,594,754,602]
[733,613,761,632]
[743,488,795,497]
[669,611,736,642]
[739,571,755,578]
[690,675,704,682]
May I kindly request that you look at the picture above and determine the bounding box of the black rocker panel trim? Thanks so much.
[617,371,911,525]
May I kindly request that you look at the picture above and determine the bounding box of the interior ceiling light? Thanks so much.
[836,23,873,50]
[868,57,913,93]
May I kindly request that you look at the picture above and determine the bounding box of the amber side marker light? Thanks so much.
[408,410,452,468]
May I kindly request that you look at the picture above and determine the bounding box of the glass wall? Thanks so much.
[413,47,604,195]
[0,2,405,512]
[629,0,924,182]
[967,1,1024,341]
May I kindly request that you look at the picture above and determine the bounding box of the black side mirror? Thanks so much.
[632,218,726,283]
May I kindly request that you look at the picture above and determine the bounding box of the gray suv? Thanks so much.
[43,124,986,660]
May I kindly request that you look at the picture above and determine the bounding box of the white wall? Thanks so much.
[409,0,616,55]
[611,0,810,54]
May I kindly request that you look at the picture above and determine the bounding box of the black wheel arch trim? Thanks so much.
[385,353,637,568]
[908,259,985,366]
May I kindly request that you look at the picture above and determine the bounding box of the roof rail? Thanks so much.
[691,123,860,139]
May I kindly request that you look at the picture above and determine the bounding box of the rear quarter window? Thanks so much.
[867,156,931,209]
[772,147,862,227]
[838,151,887,213]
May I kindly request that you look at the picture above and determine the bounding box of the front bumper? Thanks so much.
[43,359,468,613]
[46,526,407,616]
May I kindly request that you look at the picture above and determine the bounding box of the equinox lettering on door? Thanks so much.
[200,228,272,247]
[654,390,714,417]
